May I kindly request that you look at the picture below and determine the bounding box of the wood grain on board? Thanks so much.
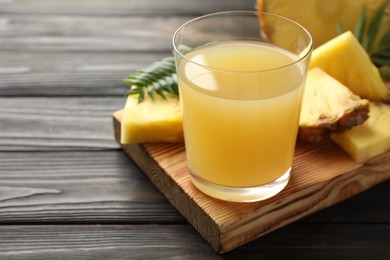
[113,110,390,253]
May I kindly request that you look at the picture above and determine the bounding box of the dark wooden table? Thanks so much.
[1,1,389,259]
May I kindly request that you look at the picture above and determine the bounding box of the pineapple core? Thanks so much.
[120,94,183,144]
[332,102,390,163]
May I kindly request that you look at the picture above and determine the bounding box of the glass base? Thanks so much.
[190,169,290,202]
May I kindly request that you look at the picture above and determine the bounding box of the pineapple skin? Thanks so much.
[257,0,390,48]
[120,94,184,144]
[332,102,390,163]
[299,68,369,143]
[310,31,388,102]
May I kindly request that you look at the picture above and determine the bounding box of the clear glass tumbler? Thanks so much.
[173,11,313,202]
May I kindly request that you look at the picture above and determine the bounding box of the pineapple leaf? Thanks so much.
[376,26,390,53]
[154,82,167,99]
[379,69,390,80]
[146,85,155,101]
[376,50,390,59]
[337,21,345,35]
[138,87,145,103]
[364,3,386,54]
[354,5,367,43]
[372,57,390,66]
[126,88,141,96]
[124,57,178,103]
[123,45,192,103]
[178,44,193,54]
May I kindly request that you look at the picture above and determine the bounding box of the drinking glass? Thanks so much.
[173,11,313,202]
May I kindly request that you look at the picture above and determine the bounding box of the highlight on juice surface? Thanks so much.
[173,11,313,202]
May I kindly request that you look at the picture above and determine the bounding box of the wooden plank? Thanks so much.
[0,149,388,224]
[113,110,390,253]
[0,151,183,223]
[0,97,123,151]
[0,225,218,259]
[0,15,188,52]
[0,2,255,96]
[296,179,390,223]
[1,224,389,259]
[0,52,166,96]
[0,150,388,225]
[0,0,256,16]
[225,223,390,258]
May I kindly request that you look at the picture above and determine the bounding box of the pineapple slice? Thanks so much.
[310,31,389,101]
[120,93,183,144]
[299,68,369,143]
[332,102,390,163]
[257,0,390,48]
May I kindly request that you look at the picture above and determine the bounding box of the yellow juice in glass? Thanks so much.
[178,41,305,192]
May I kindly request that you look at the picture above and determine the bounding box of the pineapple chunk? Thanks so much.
[120,94,183,144]
[332,102,390,163]
[299,68,369,143]
[257,0,390,48]
[310,31,388,101]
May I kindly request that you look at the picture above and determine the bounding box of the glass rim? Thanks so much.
[172,10,313,74]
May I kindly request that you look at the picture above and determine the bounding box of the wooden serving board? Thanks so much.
[113,110,390,254]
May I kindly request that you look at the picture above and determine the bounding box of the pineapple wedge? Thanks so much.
[310,31,388,101]
[299,68,369,143]
[332,102,390,163]
[120,93,183,144]
[257,0,390,48]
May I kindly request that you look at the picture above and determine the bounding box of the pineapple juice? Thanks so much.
[178,41,305,191]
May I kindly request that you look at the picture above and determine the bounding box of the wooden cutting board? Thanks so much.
[113,110,390,254]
